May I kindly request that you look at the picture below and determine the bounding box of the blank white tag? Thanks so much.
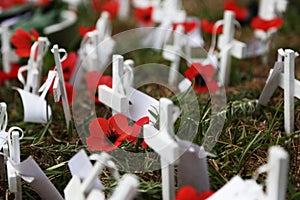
[9,157,63,200]
[207,176,266,200]
[68,150,104,191]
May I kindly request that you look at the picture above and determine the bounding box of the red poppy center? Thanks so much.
[106,130,119,143]
[195,75,206,87]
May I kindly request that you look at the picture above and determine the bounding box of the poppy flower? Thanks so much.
[86,114,132,152]
[92,0,120,20]
[224,1,249,21]
[250,17,283,31]
[128,116,150,148]
[0,0,26,9]
[11,29,39,58]
[134,6,154,26]
[78,26,96,37]
[0,63,21,84]
[176,186,214,200]
[49,81,76,105]
[36,0,52,6]
[86,71,112,103]
[173,21,198,33]
[201,19,223,34]
[184,63,219,93]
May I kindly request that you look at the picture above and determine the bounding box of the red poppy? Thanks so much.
[86,71,112,103]
[184,63,219,93]
[36,0,52,6]
[49,81,76,105]
[250,17,283,31]
[92,0,120,20]
[173,21,198,33]
[176,186,214,200]
[224,1,248,21]
[86,114,132,152]
[11,29,39,58]
[0,0,26,9]
[134,6,154,26]
[201,19,223,34]
[78,26,96,37]
[61,52,77,81]
[0,63,21,84]
[128,116,150,148]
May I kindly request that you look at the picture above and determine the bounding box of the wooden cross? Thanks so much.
[217,11,246,86]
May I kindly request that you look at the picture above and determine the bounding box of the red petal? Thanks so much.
[89,118,110,137]
[30,29,39,41]
[130,116,150,141]
[86,135,118,152]
[174,21,198,33]
[198,190,215,199]
[78,26,96,37]
[109,114,132,136]
[134,6,153,26]
[224,1,248,21]
[62,52,77,81]
[176,186,198,200]
[251,17,283,31]
[11,29,38,58]
[65,82,76,104]
[86,71,112,103]
[201,19,223,34]
[102,1,120,20]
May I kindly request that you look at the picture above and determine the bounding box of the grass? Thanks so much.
[0,0,300,199]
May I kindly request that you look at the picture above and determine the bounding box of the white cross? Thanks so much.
[118,0,130,19]
[17,37,50,94]
[152,0,186,23]
[258,49,299,133]
[217,11,246,86]
[132,0,161,8]
[51,45,72,128]
[143,98,179,200]
[1,23,12,73]
[5,127,24,200]
[162,25,184,86]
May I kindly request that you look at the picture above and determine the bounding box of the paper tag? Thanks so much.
[177,141,210,193]
[178,78,192,93]
[207,176,266,200]
[257,62,283,106]
[125,87,159,123]
[68,150,104,191]
[9,157,63,200]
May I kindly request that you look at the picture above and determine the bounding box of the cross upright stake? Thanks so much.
[144,98,179,200]
[218,11,246,86]
[52,45,72,128]
[1,23,11,73]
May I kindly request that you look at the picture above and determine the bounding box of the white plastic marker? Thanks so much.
[0,102,8,181]
[6,127,23,200]
[132,0,161,8]
[152,0,186,23]
[163,25,184,86]
[17,37,50,94]
[118,0,130,19]
[144,98,179,200]
[99,55,180,123]
[258,49,299,133]
[14,70,54,124]
[51,45,72,128]
[65,151,139,200]
[207,146,289,200]
[217,11,246,86]
[1,23,11,73]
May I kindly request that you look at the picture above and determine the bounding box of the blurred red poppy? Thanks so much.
[173,20,198,33]
[11,29,39,58]
[128,116,150,148]
[224,0,248,21]
[250,17,283,31]
[176,186,214,200]
[185,63,219,93]
[86,114,131,152]
[92,0,120,20]
[134,6,153,26]
[78,26,96,37]
[86,71,112,103]
[0,0,26,9]
[201,19,223,34]
[0,63,21,84]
